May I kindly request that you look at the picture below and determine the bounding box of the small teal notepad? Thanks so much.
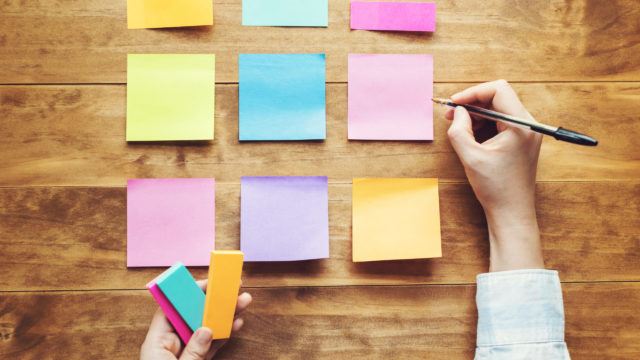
[239,54,327,141]
[242,0,328,27]
[156,263,205,331]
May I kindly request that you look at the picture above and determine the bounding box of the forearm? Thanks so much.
[484,203,544,272]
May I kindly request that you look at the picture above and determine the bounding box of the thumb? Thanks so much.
[447,106,478,161]
[180,327,213,360]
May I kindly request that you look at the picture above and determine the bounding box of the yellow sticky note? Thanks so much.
[203,251,244,340]
[126,54,215,142]
[127,0,213,29]
[352,178,441,262]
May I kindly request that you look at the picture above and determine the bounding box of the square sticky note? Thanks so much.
[352,178,441,262]
[350,1,436,32]
[348,54,433,140]
[239,54,326,141]
[241,176,329,261]
[128,0,213,29]
[242,0,328,27]
[127,54,215,141]
[127,178,215,267]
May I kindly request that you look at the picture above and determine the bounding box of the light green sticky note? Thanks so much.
[127,54,215,141]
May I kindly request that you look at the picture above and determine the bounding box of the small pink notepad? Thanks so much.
[348,54,434,140]
[127,178,215,267]
[350,1,436,32]
[147,280,193,344]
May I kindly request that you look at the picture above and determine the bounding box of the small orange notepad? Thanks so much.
[203,251,244,340]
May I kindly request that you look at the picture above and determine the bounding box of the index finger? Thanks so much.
[196,279,208,291]
[451,80,529,119]
[451,80,503,105]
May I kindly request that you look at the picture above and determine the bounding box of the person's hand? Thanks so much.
[140,280,252,360]
[445,80,544,272]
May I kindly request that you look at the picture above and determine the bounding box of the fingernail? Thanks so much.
[195,327,212,344]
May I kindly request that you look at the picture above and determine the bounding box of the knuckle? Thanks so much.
[184,347,203,359]
[447,126,461,140]
[495,79,509,87]
[463,154,482,168]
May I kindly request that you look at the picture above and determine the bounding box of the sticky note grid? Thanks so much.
[128,3,442,268]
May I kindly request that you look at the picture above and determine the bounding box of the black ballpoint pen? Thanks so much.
[432,98,598,147]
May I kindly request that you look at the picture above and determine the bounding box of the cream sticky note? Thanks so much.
[127,0,214,29]
[203,251,244,340]
[127,54,215,141]
[352,178,441,262]
[242,0,328,27]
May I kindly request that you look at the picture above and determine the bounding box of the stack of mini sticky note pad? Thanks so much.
[127,0,440,339]
[147,252,244,343]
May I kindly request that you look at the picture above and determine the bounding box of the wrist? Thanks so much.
[485,208,544,272]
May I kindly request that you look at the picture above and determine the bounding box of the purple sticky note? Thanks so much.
[241,176,329,262]
[348,54,434,140]
[127,178,215,267]
[350,1,436,32]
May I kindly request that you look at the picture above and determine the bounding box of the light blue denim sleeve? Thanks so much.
[474,269,571,360]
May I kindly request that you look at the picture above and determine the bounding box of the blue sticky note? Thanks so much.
[242,0,328,27]
[239,54,326,141]
[156,262,205,331]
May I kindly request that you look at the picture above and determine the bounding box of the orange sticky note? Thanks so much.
[352,178,441,262]
[127,0,214,29]
[203,251,244,340]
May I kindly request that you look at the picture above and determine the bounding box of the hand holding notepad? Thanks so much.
[145,255,249,349]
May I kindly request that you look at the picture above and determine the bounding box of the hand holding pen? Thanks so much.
[434,83,598,147]
[443,80,548,271]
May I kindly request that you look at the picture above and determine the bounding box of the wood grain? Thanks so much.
[1,0,639,358]
[1,0,639,84]
[1,83,638,186]
[1,182,638,291]
[1,283,639,359]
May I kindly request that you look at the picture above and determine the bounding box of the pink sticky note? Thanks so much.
[147,280,193,344]
[350,1,436,32]
[348,54,434,140]
[127,178,215,267]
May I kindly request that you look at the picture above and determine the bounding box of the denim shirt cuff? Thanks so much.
[476,269,565,347]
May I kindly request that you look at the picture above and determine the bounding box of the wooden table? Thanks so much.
[1,1,639,359]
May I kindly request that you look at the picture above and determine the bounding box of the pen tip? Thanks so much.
[431,97,447,105]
